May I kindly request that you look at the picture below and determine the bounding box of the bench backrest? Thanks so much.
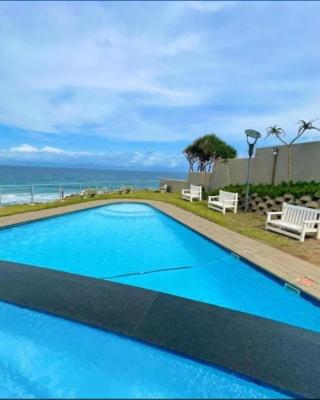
[190,185,202,195]
[282,203,320,228]
[219,190,238,202]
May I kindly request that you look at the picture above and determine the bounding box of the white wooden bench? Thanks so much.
[266,203,320,242]
[159,184,168,193]
[208,190,238,214]
[181,185,202,202]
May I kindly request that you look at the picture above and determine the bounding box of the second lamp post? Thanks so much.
[244,129,261,212]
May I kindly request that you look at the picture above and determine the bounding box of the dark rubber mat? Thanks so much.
[0,259,319,398]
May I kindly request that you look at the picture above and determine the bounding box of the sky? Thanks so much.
[0,1,320,171]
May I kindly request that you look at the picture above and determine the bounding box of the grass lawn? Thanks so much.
[0,191,319,267]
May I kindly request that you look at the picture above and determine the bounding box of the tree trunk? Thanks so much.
[288,145,292,183]
[225,162,231,186]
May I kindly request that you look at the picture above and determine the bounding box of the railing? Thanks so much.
[0,180,160,206]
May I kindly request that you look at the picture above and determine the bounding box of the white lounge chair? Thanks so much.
[159,184,168,193]
[266,203,320,242]
[181,185,202,202]
[208,190,238,214]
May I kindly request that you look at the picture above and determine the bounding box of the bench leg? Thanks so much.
[300,226,306,242]
[265,217,271,231]
[317,226,320,240]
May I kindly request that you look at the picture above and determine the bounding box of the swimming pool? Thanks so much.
[0,300,287,398]
[0,202,319,333]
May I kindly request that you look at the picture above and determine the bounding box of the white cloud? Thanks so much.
[4,144,92,156]
[9,144,39,154]
[160,34,200,55]
[127,151,181,168]
[0,1,204,139]
[0,143,185,170]
[166,1,236,18]
[188,1,236,13]
[0,1,319,147]
[207,93,320,144]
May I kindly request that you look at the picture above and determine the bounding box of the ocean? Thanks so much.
[0,165,186,205]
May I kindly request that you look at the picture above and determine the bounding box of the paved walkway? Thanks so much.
[1,199,320,300]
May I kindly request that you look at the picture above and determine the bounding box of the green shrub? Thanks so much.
[205,181,320,199]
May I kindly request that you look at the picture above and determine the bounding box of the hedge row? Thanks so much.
[206,181,320,199]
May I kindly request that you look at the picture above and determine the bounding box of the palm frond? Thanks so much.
[266,125,285,137]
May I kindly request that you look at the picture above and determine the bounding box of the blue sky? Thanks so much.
[0,1,320,171]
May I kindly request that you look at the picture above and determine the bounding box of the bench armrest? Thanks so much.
[182,189,190,194]
[266,211,282,222]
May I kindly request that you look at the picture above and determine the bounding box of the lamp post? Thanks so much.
[244,129,261,212]
[271,147,279,185]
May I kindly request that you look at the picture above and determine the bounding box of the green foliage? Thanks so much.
[206,181,320,199]
[183,133,237,172]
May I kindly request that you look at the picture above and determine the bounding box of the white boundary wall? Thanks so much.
[160,141,320,192]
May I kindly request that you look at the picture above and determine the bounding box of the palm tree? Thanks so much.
[183,145,196,172]
[266,125,287,145]
[183,134,237,173]
[266,120,319,182]
[297,119,320,141]
[222,159,231,185]
[266,125,290,181]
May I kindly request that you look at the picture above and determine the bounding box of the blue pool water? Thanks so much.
[0,301,287,398]
[0,202,319,334]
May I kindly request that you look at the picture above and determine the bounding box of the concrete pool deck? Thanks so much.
[0,198,319,301]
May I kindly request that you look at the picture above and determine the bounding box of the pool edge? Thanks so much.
[0,198,319,303]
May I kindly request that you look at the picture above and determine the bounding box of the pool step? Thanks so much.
[231,252,240,260]
[284,282,301,296]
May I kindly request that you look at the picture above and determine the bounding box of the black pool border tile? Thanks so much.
[0,260,319,398]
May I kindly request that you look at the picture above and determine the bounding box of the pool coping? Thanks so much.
[0,259,320,398]
[0,198,319,301]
